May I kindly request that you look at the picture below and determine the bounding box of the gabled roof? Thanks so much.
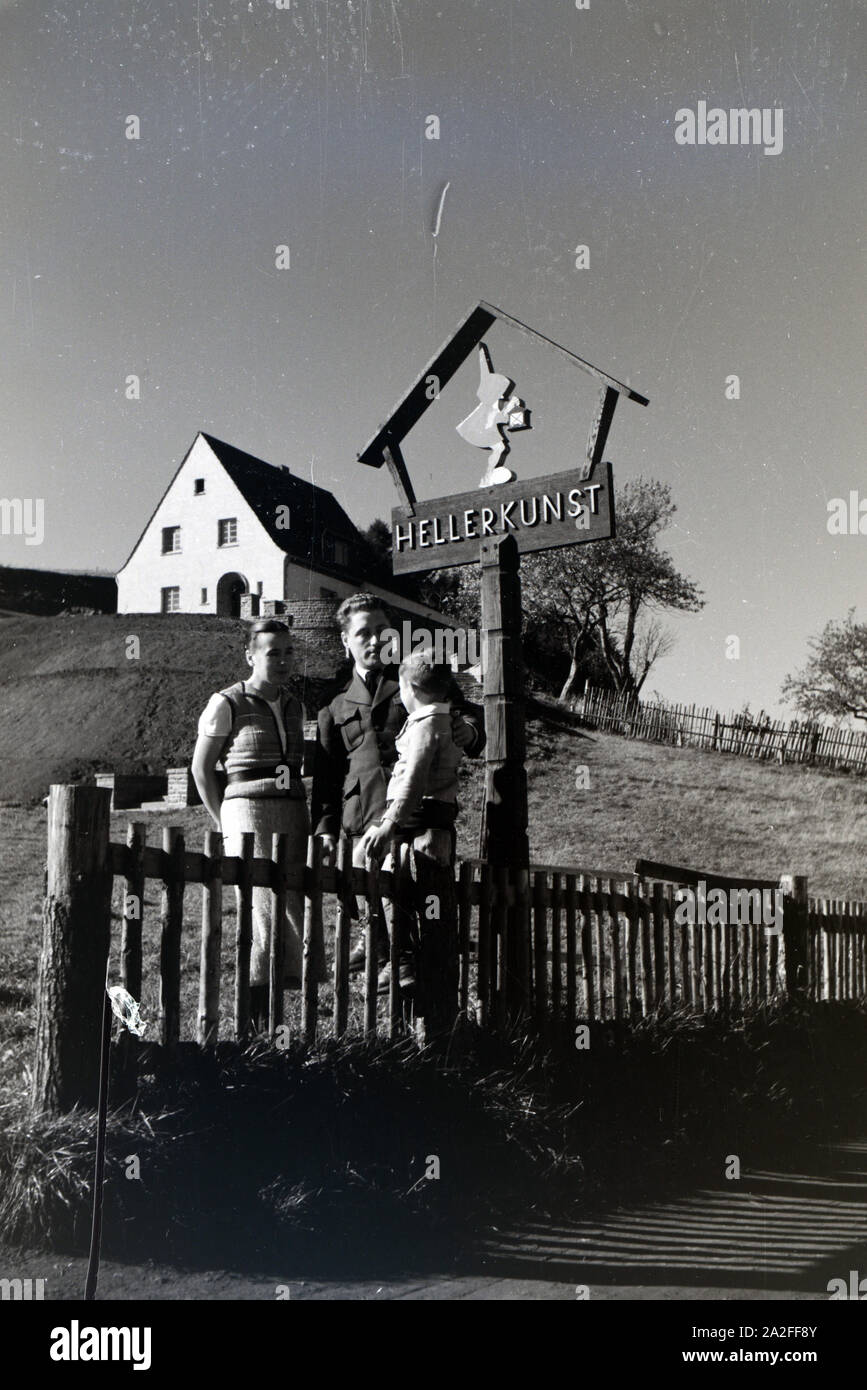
[201,434,358,568]
[117,432,360,578]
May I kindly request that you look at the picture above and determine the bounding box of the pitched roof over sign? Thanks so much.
[202,434,359,570]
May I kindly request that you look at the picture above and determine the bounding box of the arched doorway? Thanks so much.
[216,572,248,617]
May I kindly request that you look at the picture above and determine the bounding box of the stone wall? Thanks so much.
[167,767,201,806]
[95,772,168,810]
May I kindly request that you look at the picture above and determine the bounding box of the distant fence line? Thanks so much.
[32,787,867,1115]
[578,685,867,774]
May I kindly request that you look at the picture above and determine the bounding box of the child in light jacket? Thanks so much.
[359,651,464,1009]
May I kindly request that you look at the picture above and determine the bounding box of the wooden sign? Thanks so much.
[357,301,648,1021]
[391,459,614,574]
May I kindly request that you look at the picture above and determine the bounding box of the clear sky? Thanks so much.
[1,0,864,715]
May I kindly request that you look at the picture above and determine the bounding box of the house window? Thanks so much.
[161,587,180,613]
[161,526,181,554]
[320,587,337,600]
[194,478,205,495]
[200,588,208,604]
[218,518,238,547]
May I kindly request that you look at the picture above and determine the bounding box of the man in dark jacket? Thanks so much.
[312,593,485,985]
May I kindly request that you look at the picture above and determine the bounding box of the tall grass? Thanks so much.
[2,1001,865,1274]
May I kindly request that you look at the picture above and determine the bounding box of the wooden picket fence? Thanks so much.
[807,896,867,1002]
[578,684,867,774]
[32,787,867,1114]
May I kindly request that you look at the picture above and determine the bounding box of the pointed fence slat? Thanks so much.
[477,862,492,1027]
[579,875,595,1020]
[494,865,510,1031]
[159,827,185,1046]
[363,859,382,1037]
[458,861,473,1017]
[533,870,547,1027]
[302,835,323,1043]
[594,878,607,1020]
[651,881,666,1008]
[268,832,289,1039]
[664,883,677,1004]
[233,832,254,1041]
[388,846,410,1039]
[122,821,145,1002]
[639,882,652,1014]
[198,828,223,1046]
[551,872,563,1027]
[332,834,352,1037]
[564,874,578,1033]
[610,880,623,1014]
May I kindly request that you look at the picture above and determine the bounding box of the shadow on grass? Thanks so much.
[2,1003,866,1284]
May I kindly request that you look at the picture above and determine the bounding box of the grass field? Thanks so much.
[522,710,867,899]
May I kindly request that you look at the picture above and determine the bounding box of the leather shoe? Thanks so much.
[349,943,388,974]
[377,956,417,995]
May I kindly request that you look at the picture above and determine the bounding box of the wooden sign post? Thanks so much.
[357,302,648,1021]
[479,534,530,1011]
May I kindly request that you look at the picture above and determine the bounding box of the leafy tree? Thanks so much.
[520,477,703,700]
[356,519,394,583]
[781,610,867,723]
[356,518,426,603]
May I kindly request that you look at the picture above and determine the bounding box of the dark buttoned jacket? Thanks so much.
[312,669,485,838]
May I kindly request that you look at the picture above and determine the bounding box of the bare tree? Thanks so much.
[521,477,704,700]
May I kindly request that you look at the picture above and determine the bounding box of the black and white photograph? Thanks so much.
[1,0,865,1349]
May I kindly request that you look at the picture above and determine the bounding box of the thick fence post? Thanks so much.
[32,786,113,1115]
[781,875,809,999]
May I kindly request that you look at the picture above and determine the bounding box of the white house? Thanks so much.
[116,432,458,629]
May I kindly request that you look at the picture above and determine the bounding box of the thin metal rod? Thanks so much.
[84,983,112,1301]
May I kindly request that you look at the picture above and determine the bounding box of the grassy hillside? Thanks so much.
[0,564,116,616]
[521,709,867,900]
[0,614,340,804]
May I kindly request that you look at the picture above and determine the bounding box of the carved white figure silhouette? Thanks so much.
[456,344,531,488]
